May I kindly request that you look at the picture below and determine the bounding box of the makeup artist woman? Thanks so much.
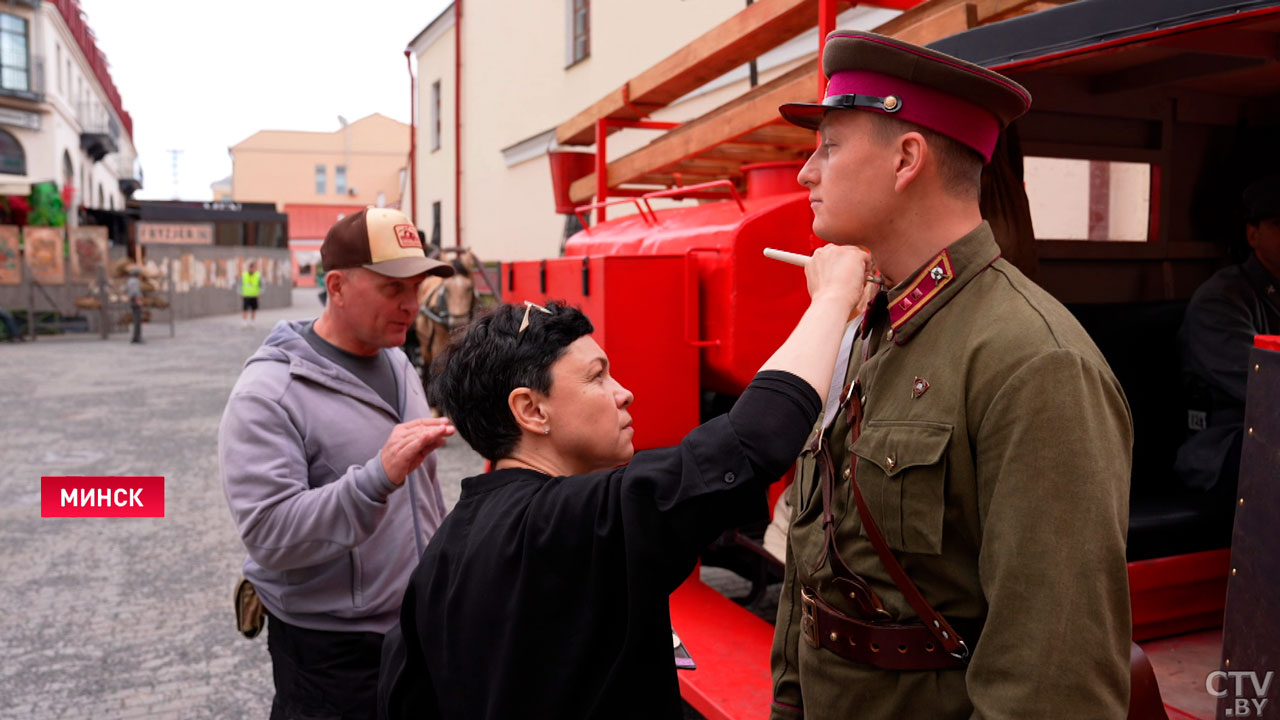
[379,245,871,720]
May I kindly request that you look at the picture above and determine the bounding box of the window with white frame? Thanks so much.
[431,201,441,248]
[336,165,347,195]
[315,165,326,195]
[430,80,441,152]
[0,13,29,92]
[0,129,25,175]
[565,0,589,67]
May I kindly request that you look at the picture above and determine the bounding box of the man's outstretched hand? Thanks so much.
[382,418,456,486]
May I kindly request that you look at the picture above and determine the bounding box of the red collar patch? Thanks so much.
[888,250,954,331]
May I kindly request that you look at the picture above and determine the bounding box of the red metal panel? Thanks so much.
[1128,549,1230,642]
[670,575,775,720]
[505,255,699,451]
[565,190,822,398]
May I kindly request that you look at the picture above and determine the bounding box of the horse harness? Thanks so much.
[419,282,473,330]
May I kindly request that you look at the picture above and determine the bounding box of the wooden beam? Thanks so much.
[980,0,1073,24]
[702,144,812,162]
[569,62,816,202]
[734,124,817,146]
[567,0,1075,202]
[660,158,749,176]
[557,0,821,145]
[889,2,978,45]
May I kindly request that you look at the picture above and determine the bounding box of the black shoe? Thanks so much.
[131,339,144,344]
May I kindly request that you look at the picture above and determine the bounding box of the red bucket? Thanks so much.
[549,151,596,214]
[742,161,805,200]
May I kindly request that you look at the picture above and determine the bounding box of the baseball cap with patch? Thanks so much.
[321,207,453,279]
[778,30,1031,163]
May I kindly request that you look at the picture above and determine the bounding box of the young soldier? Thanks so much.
[769,31,1133,719]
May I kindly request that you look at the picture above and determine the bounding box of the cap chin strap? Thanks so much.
[823,93,903,114]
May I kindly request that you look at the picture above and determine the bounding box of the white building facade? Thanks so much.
[0,0,140,221]
[406,1,899,262]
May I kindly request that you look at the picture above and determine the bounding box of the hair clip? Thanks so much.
[519,300,553,333]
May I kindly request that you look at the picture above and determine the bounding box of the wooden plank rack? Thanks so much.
[556,0,1074,208]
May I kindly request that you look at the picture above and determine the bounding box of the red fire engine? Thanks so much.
[498,1,1280,717]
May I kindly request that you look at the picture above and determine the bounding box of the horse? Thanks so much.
[413,257,476,385]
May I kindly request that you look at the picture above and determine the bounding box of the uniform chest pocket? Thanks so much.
[850,421,952,556]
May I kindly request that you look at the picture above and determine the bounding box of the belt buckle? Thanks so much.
[800,587,820,648]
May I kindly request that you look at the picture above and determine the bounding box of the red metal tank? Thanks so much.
[505,161,819,455]
[562,162,819,396]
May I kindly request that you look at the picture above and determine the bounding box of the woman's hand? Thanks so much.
[804,244,872,313]
[760,244,874,395]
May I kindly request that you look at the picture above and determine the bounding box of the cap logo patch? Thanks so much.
[394,224,421,249]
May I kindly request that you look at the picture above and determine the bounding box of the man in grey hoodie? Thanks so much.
[220,207,456,720]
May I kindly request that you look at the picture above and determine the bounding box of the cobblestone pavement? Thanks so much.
[0,292,485,720]
[0,291,763,719]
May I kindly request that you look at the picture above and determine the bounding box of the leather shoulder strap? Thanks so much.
[845,392,969,660]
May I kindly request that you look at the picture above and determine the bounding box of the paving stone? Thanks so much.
[0,291,485,718]
[1,290,748,720]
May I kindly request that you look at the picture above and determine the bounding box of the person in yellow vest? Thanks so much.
[241,261,262,327]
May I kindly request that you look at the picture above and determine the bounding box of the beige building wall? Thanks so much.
[411,3,899,262]
[411,9,457,248]
[229,113,408,211]
[1024,157,1152,242]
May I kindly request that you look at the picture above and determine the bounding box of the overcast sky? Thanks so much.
[78,0,451,201]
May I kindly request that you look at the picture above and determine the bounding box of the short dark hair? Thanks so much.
[427,301,594,461]
[869,114,984,202]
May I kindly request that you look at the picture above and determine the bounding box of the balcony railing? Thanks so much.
[116,156,142,196]
[51,0,132,138]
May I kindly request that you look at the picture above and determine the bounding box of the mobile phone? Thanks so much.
[673,628,696,670]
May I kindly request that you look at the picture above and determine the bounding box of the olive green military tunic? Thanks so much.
[770,223,1133,719]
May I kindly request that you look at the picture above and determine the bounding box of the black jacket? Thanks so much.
[379,371,819,719]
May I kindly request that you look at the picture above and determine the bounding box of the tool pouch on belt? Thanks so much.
[234,576,266,639]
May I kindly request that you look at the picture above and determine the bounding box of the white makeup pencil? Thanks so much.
[763,247,887,287]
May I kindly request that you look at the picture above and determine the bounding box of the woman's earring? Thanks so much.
[543,427,550,435]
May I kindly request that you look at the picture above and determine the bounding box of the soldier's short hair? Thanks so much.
[868,114,983,202]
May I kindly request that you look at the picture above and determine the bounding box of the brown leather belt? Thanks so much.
[800,585,982,671]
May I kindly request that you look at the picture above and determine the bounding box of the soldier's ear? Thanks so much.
[893,131,927,194]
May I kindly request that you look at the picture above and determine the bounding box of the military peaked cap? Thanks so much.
[779,30,1031,163]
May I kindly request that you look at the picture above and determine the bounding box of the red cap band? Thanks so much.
[826,69,1001,162]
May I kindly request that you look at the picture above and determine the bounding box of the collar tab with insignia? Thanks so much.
[888,250,954,332]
